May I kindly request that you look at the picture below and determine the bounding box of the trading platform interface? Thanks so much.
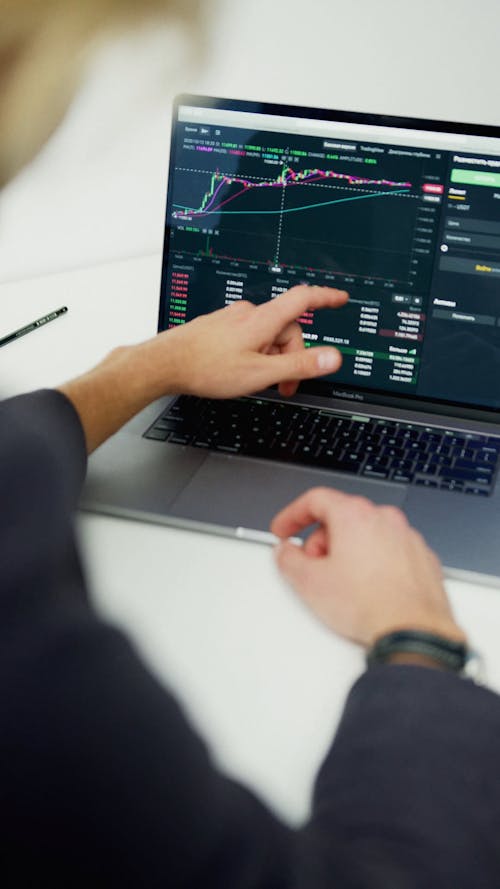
[160,101,500,413]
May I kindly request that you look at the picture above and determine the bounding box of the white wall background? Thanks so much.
[1,0,499,283]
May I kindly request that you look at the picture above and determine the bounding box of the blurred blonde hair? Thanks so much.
[0,0,202,185]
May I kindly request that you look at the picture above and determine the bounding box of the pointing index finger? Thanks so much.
[258,285,349,335]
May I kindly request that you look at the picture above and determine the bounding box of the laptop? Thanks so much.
[82,93,500,584]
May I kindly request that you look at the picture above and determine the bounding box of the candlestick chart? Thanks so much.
[169,163,421,284]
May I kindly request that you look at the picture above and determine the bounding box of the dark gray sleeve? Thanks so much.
[0,388,87,508]
[308,664,500,888]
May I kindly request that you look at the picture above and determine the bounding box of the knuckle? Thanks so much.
[289,349,310,377]
[309,485,330,502]
[234,299,252,312]
[350,495,374,513]
[305,487,325,511]
[301,350,316,374]
[226,299,252,319]
[379,505,407,525]
[309,486,337,513]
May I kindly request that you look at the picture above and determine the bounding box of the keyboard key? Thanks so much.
[363,467,389,479]
[439,468,490,485]
[391,459,415,471]
[440,479,464,491]
[415,464,437,476]
[434,444,451,457]
[367,456,390,469]
[392,473,414,484]
[316,454,361,473]
[293,444,315,459]
[429,454,452,467]
[341,456,362,470]
[452,446,476,460]
[145,428,169,441]
[454,458,493,474]
[160,415,185,427]
[379,424,397,436]
[479,446,500,458]
[169,433,192,445]
[382,446,406,459]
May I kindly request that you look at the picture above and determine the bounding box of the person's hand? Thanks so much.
[271,487,466,648]
[59,285,348,453]
[147,285,348,399]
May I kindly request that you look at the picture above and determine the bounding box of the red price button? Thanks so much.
[422,183,445,194]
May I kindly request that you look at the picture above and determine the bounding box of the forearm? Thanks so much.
[57,339,177,454]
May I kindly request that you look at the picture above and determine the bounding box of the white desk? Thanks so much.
[2,259,500,827]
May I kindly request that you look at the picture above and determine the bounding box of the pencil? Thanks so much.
[0,306,68,349]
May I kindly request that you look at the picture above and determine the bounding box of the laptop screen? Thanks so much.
[159,95,500,419]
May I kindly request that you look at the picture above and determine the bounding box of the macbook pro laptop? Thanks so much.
[82,94,500,583]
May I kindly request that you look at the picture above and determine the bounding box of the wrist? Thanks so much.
[131,333,184,404]
[367,628,470,675]
[382,651,451,670]
[366,617,466,649]
[58,340,178,454]
[101,336,181,409]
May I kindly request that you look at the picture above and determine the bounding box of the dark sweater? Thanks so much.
[1,390,499,888]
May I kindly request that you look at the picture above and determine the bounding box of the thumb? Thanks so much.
[274,539,314,591]
[270,346,342,384]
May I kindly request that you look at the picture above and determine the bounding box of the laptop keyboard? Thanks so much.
[144,396,500,496]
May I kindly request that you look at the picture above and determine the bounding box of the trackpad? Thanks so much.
[170,454,407,534]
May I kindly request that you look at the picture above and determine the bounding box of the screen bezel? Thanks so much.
[159,93,500,426]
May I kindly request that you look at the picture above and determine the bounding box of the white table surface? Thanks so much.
[2,259,500,827]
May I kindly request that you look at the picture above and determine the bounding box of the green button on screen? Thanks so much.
[451,168,500,187]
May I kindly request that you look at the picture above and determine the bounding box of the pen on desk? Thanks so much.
[0,306,68,349]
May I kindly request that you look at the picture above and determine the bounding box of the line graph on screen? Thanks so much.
[169,164,420,283]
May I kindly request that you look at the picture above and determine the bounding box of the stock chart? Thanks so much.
[171,164,417,283]
[168,122,442,291]
[162,117,447,395]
